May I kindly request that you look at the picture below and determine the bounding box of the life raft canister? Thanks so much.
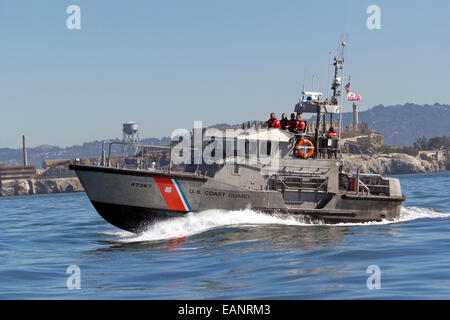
[350,177,355,191]
[296,139,314,158]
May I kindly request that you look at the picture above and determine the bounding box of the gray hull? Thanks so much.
[70,164,404,232]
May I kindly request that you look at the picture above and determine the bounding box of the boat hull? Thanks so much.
[91,201,188,232]
[70,164,404,232]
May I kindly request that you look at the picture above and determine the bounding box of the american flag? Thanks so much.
[344,82,350,94]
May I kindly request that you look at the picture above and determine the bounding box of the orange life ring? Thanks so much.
[296,139,314,158]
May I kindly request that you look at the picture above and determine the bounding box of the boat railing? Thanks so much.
[102,141,170,170]
[101,140,206,173]
[354,171,397,196]
[356,179,371,195]
[269,173,328,193]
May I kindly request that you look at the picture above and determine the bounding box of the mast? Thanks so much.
[331,42,347,104]
[331,41,347,140]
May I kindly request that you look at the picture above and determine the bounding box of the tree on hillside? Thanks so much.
[428,136,450,149]
[413,136,428,150]
[413,135,450,150]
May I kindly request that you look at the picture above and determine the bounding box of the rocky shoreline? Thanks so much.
[0,177,83,197]
[342,151,450,175]
[1,151,449,197]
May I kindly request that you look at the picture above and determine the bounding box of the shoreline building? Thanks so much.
[0,164,36,187]
[0,135,36,188]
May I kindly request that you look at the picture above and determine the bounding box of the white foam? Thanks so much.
[106,206,450,243]
[318,206,450,227]
[398,206,450,222]
[109,209,305,243]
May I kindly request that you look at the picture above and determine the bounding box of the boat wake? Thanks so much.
[105,206,450,243]
[105,209,303,243]
[398,206,450,222]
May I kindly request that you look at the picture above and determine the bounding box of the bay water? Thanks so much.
[0,172,449,299]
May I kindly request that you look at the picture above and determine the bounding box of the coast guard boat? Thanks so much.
[70,43,405,232]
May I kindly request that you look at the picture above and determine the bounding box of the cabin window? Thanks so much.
[233,164,240,175]
[244,140,257,156]
[266,142,272,156]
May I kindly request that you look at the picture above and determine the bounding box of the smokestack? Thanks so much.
[22,135,28,167]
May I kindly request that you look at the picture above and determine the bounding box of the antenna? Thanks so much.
[327,51,331,100]
[337,41,348,140]
[302,68,306,93]
[330,41,347,106]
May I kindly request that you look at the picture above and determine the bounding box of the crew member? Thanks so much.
[296,114,306,133]
[280,113,289,130]
[288,113,297,132]
[327,127,338,138]
[266,113,281,129]
[326,127,338,159]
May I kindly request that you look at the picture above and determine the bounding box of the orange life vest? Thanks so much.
[267,118,281,129]
[288,120,306,132]
[297,120,306,131]
[327,132,337,138]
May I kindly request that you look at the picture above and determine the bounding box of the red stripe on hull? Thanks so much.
[154,177,186,211]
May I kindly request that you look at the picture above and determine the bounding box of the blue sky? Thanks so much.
[1,0,449,148]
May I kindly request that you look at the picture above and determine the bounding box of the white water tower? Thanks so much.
[122,121,140,155]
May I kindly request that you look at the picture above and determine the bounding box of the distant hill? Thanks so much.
[1,103,449,168]
[341,103,450,146]
[0,137,171,169]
